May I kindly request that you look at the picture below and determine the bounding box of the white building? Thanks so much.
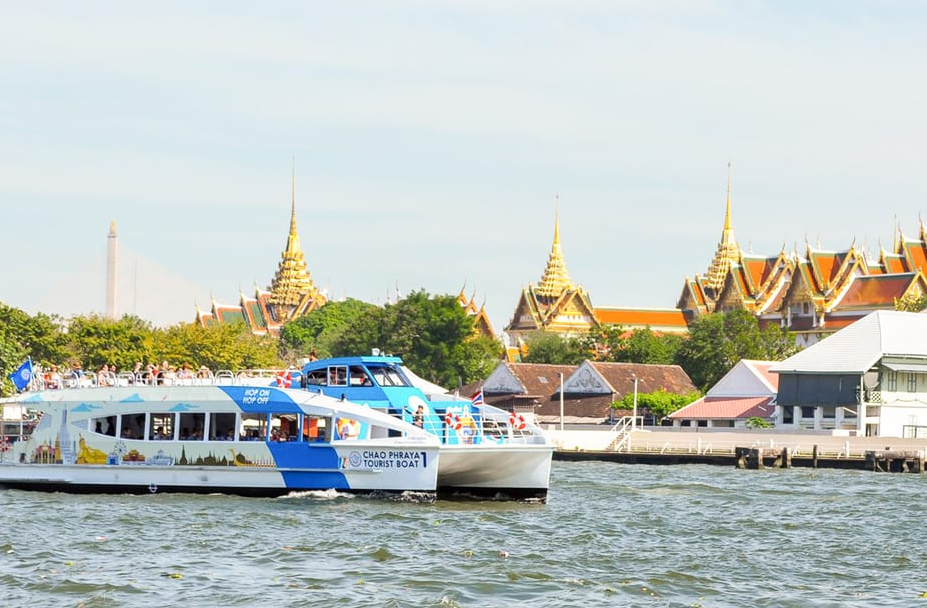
[771,310,927,437]
[668,360,778,429]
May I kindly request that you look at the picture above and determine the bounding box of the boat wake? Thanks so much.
[282,488,353,501]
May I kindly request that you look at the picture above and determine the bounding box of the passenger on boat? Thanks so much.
[177,362,194,381]
[413,405,425,428]
[196,365,211,379]
[459,412,477,444]
[131,361,143,380]
[350,367,372,386]
[44,365,61,389]
[97,365,115,387]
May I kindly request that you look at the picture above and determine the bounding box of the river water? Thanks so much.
[1,460,924,607]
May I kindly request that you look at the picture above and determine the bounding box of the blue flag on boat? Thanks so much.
[8,358,34,392]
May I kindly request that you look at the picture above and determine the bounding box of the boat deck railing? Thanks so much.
[27,368,297,391]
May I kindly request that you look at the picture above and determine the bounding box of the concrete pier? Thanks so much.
[548,427,927,473]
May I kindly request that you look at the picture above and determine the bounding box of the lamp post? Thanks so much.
[631,373,638,430]
[559,372,565,432]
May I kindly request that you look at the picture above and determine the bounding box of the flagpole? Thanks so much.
[559,372,564,432]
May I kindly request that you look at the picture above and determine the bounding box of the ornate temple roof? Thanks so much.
[535,206,575,297]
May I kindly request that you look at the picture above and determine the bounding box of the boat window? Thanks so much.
[305,369,328,386]
[120,414,145,439]
[328,366,348,387]
[178,412,206,441]
[240,413,267,441]
[350,366,373,386]
[269,413,298,442]
[303,415,329,442]
[209,412,237,440]
[367,365,408,387]
[149,413,175,440]
[90,415,117,437]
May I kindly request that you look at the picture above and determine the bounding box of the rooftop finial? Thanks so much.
[536,195,574,297]
[290,156,297,237]
[724,161,732,232]
[704,162,739,292]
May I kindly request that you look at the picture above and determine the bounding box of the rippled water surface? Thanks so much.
[2,461,926,607]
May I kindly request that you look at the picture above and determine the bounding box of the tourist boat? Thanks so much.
[295,355,554,501]
[0,384,440,497]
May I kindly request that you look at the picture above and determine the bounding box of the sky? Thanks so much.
[1,1,926,335]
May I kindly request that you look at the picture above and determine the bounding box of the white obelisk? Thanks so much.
[106,220,118,318]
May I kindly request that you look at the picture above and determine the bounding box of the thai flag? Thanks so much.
[470,389,484,407]
[8,358,33,392]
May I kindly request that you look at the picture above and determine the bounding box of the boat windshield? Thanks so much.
[366,364,409,387]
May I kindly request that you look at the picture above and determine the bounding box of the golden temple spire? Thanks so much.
[269,161,317,312]
[536,196,575,297]
[705,162,740,292]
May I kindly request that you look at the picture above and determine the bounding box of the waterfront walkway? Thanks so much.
[545,427,927,470]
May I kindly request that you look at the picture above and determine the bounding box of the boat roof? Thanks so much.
[304,355,404,367]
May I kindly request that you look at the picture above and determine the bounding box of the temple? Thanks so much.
[456,287,496,338]
[504,202,688,354]
[507,174,927,353]
[677,169,927,346]
[196,174,327,335]
[504,205,599,345]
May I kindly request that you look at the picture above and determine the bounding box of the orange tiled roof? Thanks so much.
[594,308,688,329]
[902,239,927,274]
[837,274,915,308]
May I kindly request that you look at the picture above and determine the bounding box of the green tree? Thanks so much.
[279,298,379,361]
[675,309,799,391]
[154,322,282,370]
[583,326,682,364]
[615,389,701,421]
[330,291,501,388]
[66,314,155,371]
[522,332,587,365]
[745,416,772,429]
[0,303,71,368]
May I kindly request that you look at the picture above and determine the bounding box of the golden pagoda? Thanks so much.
[267,182,320,317]
[704,162,740,294]
[505,202,598,343]
[197,165,327,333]
[535,207,573,297]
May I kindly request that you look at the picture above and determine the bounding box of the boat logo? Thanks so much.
[348,451,362,467]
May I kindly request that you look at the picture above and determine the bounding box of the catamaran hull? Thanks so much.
[436,444,553,501]
[0,452,439,496]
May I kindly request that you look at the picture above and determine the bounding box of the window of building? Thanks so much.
[908,373,918,393]
[887,371,898,391]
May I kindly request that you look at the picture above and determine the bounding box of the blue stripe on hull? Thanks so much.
[280,471,349,490]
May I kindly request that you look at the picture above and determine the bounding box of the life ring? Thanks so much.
[275,371,291,388]
[509,412,526,430]
[444,412,461,431]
